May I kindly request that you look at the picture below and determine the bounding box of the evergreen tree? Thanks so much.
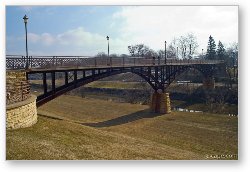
[217,41,225,60]
[206,35,216,60]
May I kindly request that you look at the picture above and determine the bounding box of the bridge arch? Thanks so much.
[165,65,213,86]
[27,63,221,106]
[28,67,158,106]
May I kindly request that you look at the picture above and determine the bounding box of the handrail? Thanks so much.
[6,55,224,70]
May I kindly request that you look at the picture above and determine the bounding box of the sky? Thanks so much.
[6,6,238,56]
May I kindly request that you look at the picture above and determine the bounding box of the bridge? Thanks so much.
[6,55,224,113]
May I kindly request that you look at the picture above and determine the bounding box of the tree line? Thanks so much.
[94,33,238,67]
[206,35,238,67]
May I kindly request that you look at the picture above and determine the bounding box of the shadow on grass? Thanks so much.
[81,109,165,128]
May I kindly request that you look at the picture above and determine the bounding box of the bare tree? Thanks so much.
[186,33,199,58]
[176,33,199,59]
[95,52,107,58]
[157,50,165,59]
[178,36,188,59]
[145,49,158,58]
[167,44,176,58]
[128,46,137,57]
[128,44,156,58]
[110,54,119,58]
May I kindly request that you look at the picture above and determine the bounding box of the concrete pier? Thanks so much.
[150,92,171,114]
[203,76,215,89]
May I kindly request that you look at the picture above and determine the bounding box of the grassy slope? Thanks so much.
[7,95,238,160]
[7,116,200,160]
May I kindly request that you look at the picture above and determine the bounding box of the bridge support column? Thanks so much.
[203,76,215,89]
[150,92,171,114]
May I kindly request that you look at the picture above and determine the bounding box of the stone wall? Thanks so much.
[150,92,171,114]
[6,70,37,129]
[6,95,37,130]
[6,70,30,105]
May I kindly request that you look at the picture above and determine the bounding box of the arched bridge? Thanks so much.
[6,55,224,108]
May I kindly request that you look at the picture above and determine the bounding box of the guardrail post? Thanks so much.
[77,57,79,68]
[12,59,15,69]
[53,56,55,67]
[51,72,55,94]
[29,56,32,68]
[55,56,57,68]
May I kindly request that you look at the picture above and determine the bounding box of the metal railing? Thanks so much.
[6,55,224,70]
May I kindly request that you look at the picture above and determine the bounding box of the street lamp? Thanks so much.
[176,47,178,59]
[202,49,204,58]
[106,36,110,66]
[23,15,29,69]
[189,44,192,59]
[184,45,186,59]
[164,41,167,64]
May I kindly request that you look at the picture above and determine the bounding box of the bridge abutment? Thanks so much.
[203,76,215,89]
[6,71,37,129]
[150,92,171,114]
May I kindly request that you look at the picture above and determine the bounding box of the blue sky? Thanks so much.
[6,6,238,56]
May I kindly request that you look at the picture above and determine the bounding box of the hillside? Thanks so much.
[7,95,238,160]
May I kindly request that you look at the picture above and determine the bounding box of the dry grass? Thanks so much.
[8,116,202,160]
[86,81,147,89]
[6,95,238,160]
[29,80,147,89]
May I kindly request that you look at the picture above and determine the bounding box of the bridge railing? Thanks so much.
[6,55,224,70]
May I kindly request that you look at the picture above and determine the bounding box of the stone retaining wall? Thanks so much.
[6,95,37,130]
[6,70,30,105]
[6,70,37,129]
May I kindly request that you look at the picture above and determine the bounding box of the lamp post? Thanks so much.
[164,41,167,64]
[176,47,178,59]
[184,45,186,59]
[189,44,191,59]
[106,36,110,66]
[23,15,29,69]
[202,49,204,59]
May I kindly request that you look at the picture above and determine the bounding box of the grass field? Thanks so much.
[6,95,238,160]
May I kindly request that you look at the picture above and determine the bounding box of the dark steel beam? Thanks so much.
[74,70,77,87]
[51,71,55,93]
[43,72,47,94]
[65,71,68,85]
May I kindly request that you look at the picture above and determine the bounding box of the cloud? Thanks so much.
[56,27,128,55]
[112,6,238,53]
[14,27,128,56]
[7,6,238,56]
[28,33,55,46]
[57,27,103,47]
[41,33,55,46]
[19,6,34,12]
[28,33,40,43]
